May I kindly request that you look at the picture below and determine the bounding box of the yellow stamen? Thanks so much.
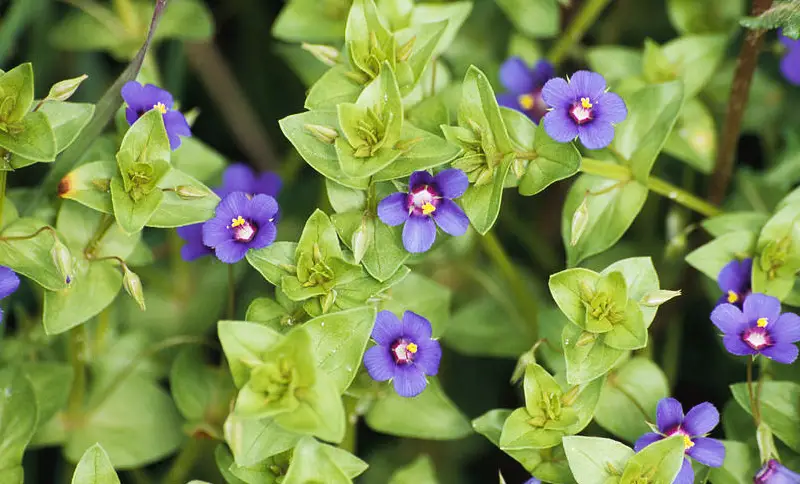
[422,202,436,215]
[581,97,593,109]
[231,216,246,228]
[518,93,535,111]
[406,343,418,353]
[153,102,168,114]
[757,317,768,328]
[727,290,739,304]
[683,435,694,450]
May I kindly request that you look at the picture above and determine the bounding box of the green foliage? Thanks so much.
[741,0,800,39]
[562,436,635,484]
[495,0,559,39]
[731,381,800,453]
[71,444,120,484]
[388,455,440,483]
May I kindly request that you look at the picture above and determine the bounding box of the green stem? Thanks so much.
[227,264,236,320]
[747,355,761,425]
[547,0,615,66]
[67,325,88,418]
[340,397,358,454]
[94,307,111,355]
[580,158,722,218]
[168,229,191,298]
[661,316,683,389]
[0,170,7,230]
[84,214,114,257]
[479,231,538,339]
[163,437,204,484]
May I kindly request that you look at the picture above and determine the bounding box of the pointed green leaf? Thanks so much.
[0,111,57,161]
[563,436,634,484]
[71,444,120,484]
[0,63,34,123]
[0,218,69,291]
[620,436,685,484]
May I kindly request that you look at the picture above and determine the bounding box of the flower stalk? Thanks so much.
[547,0,615,66]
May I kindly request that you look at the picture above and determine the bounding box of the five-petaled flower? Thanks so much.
[755,459,800,483]
[634,397,725,484]
[0,266,20,321]
[202,191,278,264]
[779,32,800,86]
[363,310,442,398]
[377,169,470,253]
[523,479,541,484]
[121,81,192,150]
[541,70,627,150]
[496,57,555,123]
[716,258,752,308]
[711,293,800,364]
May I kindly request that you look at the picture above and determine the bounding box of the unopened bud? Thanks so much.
[51,239,73,285]
[570,197,589,247]
[174,185,208,199]
[321,289,337,313]
[575,331,596,347]
[640,289,682,307]
[512,158,526,179]
[91,178,111,192]
[301,43,340,66]
[757,422,779,463]
[474,167,493,186]
[45,74,89,102]
[351,223,369,264]
[304,123,339,144]
[561,385,581,406]
[122,266,146,311]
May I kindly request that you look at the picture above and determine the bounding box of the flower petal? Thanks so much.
[409,170,434,189]
[710,303,748,335]
[673,458,694,484]
[0,267,20,300]
[541,77,575,109]
[530,60,555,88]
[687,437,725,467]
[363,345,395,381]
[743,293,782,325]
[377,192,409,226]
[682,402,719,436]
[121,81,145,109]
[202,216,232,248]
[402,216,436,253]
[432,199,469,236]
[781,49,800,85]
[249,194,279,222]
[497,93,523,111]
[124,108,139,126]
[141,83,174,109]
[771,312,800,344]
[392,364,428,398]
[164,110,191,150]
[216,192,251,221]
[433,168,469,199]
[717,258,752,293]
[499,57,535,94]
[634,432,663,452]
[760,343,799,364]
[256,172,282,198]
[372,310,404,346]
[595,92,627,124]
[213,239,249,264]
[221,164,257,197]
[578,121,615,150]
[250,221,277,250]
[414,339,442,376]
[722,334,757,356]
[542,109,579,143]
[402,310,433,341]
[569,70,607,100]
[176,224,211,261]
[656,397,684,432]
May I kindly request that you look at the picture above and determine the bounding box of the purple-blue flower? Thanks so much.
[377,169,469,254]
[780,33,800,86]
[216,163,282,199]
[363,310,442,398]
[496,58,555,123]
[541,70,627,150]
[202,192,278,264]
[716,258,752,308]
[121,81,191,151]
[634,398,725,484]
[755,459,800,483]
[0,266,20,321]
[711,293,800,364]
[523,479,541,484]
[176,223,213,262]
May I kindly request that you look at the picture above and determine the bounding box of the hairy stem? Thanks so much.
[708,0,774,204]
[547,0,615,66]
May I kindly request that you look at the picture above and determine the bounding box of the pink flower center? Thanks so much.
[665,426,695,451]
[742,326,772,350]
[390,338,418,365]
[228,216,257,243]
[569,97,594,125]
[755,460,781,483]
[407,185,440,216]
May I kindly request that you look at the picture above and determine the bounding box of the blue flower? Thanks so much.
[496,58,555,123]
[635,398,725,484]
[711,293,800,364]
[755,459,800,483]
[176,223,213,262]
[121,81,191,150]
[377,169,470,253]
[202,192,278,264]
[541,70,627,149]
[216,163,282,199]
[363,310,442,398]
[0,266,19,321]
[780,32,800,86]
[716,258,752,308]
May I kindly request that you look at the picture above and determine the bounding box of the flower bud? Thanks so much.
[45,74,89,102]
[300,43,340,66]
[174,185,208,199]
[757,422,780,464]
[640,289,682,307]
[351,222,369,264]
[321,289,337,313]
[561,385,581,406]
[570,196,589,247]
[576,331,596,347]
[304,123,339,144]
[122,266,146,311]
[474,167,494,186]
[50,238,73,285]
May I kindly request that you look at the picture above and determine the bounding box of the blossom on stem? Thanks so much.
[523,479,542,484]
[716,258,752,308]
[779,32,800,85]
[377,169,470,253]
[121,81,191,150]
[363,310,442,398]
[202,192,278,264]
[711,293,800,364]
[0,266,19,321]
[176,223,213,262]
[496,57,555,123]
[755,459,800,483]
[541,70,627,149]
[216,163,282,199]
[634,397,725,484]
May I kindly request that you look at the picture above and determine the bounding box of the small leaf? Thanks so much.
[686,230,757,281]
[495,0,559,38]
[0,111,57,161]
[71,444,120,484]
[0,218,69,291]
[562,436,634,484]
[0,64,34,123]
[619,436,685,484]
[741,0,800,39]
[0,368,37,471]
[731,381,800,453]
[389,455,439,483]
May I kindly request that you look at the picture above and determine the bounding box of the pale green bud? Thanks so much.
[122,266,146,311]
[45,74,89,102]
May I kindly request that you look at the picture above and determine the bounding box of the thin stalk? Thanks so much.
[94,307,111,355]
[479,231,538,339]
[168,229,191,298]
[747,355,761,425]
[228,264,236,319]
[163,437,204,484]
[708,0,774,204]
[84,214,114,257]
[0,170,7,229]
[580,158,722,218]
[67,325,88,418]
[547,0,615,66]
[340,397,359,454]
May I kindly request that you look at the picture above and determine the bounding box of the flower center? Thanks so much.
[569,97,594,125]
[742,326,772,350]
[517,90,549,121]
[153,102,168,114]
[518,93,536,111]
[408,185,440,216]
[228,215,257,242]
[390,338,418,365]
[754,460,781,483]
[727,290,739,304]
[665,427,694,451]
